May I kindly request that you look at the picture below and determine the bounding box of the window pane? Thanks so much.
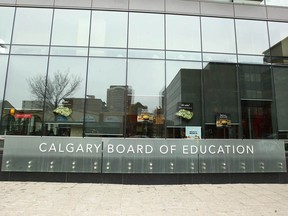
[127,59,165,138]
[51,9,90,46]
[273,66,288,131]
[44,57,87,137]
[268,21,288,64]
[0,7,14,44]
[90,11,128,48]
[166,15,201,51]
[236,19,269,55]
[239,64,272,100]
[203,62,239,124]
[12,8,52,45]
[11,45,49,55]
[201,17,236,53]
[0,55,8,101]
[129,13,164,49]
[86,58,126,137]
[2,55,48,136]
[266,0,288,7]
[166,61,202,138]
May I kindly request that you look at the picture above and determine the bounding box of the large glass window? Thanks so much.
[273,66,288,135]
[51,9,90,46]
[0,55,8,101]
[127,59,165,138]
[128,13,164,49]
[166,61,202,138]
[268,21,288,64]
[266,0,288,6]
[0,7,14,45]
[201,17,236,54]
[90,11,128,48]
[1,55,48,136]
[85,58,126,137]
[12,8,52,45]
[201,17,236,63]
[166,15,201,52]
[236,20,269,64]
[44,57,87,137]
[0,55,8,125]
[203,62,239,139]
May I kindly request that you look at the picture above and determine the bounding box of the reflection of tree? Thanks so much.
[27,70,82,109]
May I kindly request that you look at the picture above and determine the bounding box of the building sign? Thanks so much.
[185,126,201,139]
[216,113,231,127]
[1,137,286,174]
[176,102,193,120]
[14,114,33,119]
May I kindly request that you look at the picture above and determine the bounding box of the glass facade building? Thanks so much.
[1,0,288,140]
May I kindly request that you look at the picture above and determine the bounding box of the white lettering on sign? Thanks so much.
[107,144,153,154]
[39,142,102,153]
[182,145,254,155]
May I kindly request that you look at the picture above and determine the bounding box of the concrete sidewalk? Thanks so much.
[0,182,287,216]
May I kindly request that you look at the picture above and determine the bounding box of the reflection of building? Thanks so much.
[107,85,132,112]
[166,61,286,139]
[264,36,288,64]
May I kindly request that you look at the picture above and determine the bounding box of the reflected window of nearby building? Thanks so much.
[12,8,52,45]
[129,13,164,49]
[201,17,236,54]
[166,15,201,52]
[51,9,90,46]
[0,7,14,45]
[90,11,128,48]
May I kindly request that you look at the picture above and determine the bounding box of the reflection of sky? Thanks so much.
[0,55,8,99]
[5,56,48,108]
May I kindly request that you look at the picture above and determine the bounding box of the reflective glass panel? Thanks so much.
[266,0,288,6]
[201,17,236,53]
[166,61,202,138]
[12,8,52,45]
[166,51,201,61]
[90,11,128,48]
[0,55,8,100]
[128,49,164,59]
[239,64,272,100]
[89,48,126,58]
[129,13,164,49]
[11,45,49,55]
[273,66,288,132]
[203,53,237,63]
[44,57,87,137]
[51,9,90,46]
[166,15,201,51]
[85,58,126,137]
[236,20,269,56]
[203,62,239,125]
[268,21,288,64]
[50,47,88,56]
[127,59,165,138]
[2,55,48,136]
[0,7,14,44]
